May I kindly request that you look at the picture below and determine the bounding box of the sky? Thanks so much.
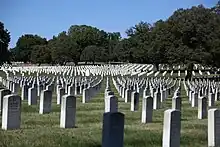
[0,0,218,48]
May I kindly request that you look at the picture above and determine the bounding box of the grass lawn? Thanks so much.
[0,76,216,147]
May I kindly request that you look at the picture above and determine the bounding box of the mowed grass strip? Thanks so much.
[0,77,217,147]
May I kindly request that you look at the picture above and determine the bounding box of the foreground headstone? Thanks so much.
[82,88,89,103]
[60,95,76,128]
[208,108,220,147]
[21,85,28,100]
[102,112,124,147]
[131,91,139,111]
[208,93,215,107]
[198,97,207,119]
[191,92,198,107]
[57,88,65,105]
[28,87,37,105]
[0,89,11,114]
[39,90,52,114]
[153,92,161,109]
[172,96,181,111]
[162,109,181,147]
[105,95,118,113]
[2,94,21,130]
[141,96,153,123]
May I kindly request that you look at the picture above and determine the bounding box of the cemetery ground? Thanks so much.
[0,76,213,147]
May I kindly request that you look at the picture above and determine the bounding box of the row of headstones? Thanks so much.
[104,84,182,124]
[103,107,220,147]
[0,77,103,113]
[2,68,102,90]
[112,77,178,109]
[1,75,100,98]
[0,93,77,130]
[1,63,158,77]
[2,89,217,147]
[114,76,177,95]
[104,77,183,124]
[109,76,213,121]
[183,80,220,109]
[0,74,101,129]
[0,86,214,147]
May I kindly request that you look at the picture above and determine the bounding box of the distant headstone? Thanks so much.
[85,69,90,77]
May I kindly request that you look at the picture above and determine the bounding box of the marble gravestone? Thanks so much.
[131,91,139,111]
[141,96,153,123]
[57,88,65,105]
[39,90,52,114]
[162,109,181,147]
[102,112,124,147]
[198,97,207,119]
[2,94,21,130]
[28,87,37,105]
[105,95,118,113]
[0,89,11,114]
[208,108,220,147]
[60,95,76,128]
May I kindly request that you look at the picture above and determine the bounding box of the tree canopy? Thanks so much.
[0,21,11,65]
[4,1,220,68]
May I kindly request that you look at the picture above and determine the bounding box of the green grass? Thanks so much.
[0,77,217,147]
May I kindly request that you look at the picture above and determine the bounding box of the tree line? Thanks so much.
[1,2,220,70]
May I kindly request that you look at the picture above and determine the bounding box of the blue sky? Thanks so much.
[0,0,218,48]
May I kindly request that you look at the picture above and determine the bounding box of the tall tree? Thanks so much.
[68,25,108,57]
[31,44,52,66]
[80,45,102,64]
[50,32,80,65]
[14,34,47,62]
[106,32,121,61]
[0,21,11,65]
[126,21,152,63]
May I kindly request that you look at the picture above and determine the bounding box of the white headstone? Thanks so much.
[2,94,21,130]
[60,95,76,128]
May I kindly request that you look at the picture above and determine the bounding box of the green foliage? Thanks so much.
[0,21,11,65]
[13,34,47,63]
[31,45,52,65]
